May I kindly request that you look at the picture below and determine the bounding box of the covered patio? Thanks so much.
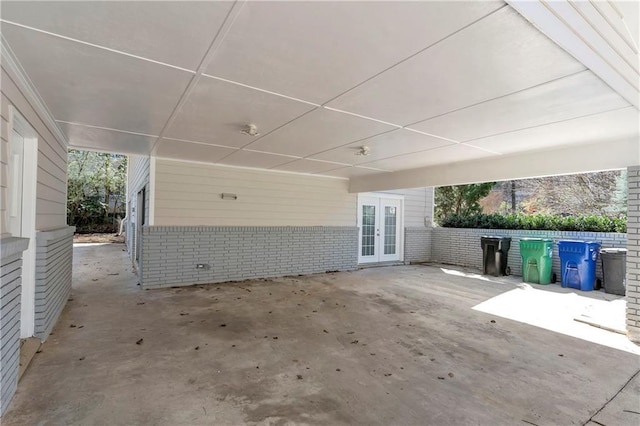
[1,1,639,420]
[4,243,639,425]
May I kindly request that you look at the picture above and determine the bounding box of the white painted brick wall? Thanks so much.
[34,226,75,341]
[626,166,640,343]
[0,237,29,416]
[404,227,431,263]
[140,226,358,288]
[431,228,627,282]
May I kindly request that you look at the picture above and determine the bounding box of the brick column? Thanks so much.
[627,166,640,343]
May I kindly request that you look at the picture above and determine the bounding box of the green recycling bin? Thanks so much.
[519,238,554,284]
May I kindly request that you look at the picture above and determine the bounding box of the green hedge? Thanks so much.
[440,213,626,233]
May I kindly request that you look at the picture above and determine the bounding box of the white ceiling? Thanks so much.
[1,1,638,181]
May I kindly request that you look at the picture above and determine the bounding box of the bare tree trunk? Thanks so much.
[511,181,516,213]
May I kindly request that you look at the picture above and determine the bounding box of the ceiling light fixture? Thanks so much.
[355,146,370,156]
[240,123,260,137]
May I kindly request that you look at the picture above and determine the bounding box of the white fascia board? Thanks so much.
[508,0,639,108]
[349,137,639,193]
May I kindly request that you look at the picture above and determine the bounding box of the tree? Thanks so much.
[606,170,628,216]
[434,182,495,223]
[477,171,626,217]
[67,150,127,232]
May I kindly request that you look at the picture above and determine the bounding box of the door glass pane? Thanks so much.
[384,206,397,255]
[361,205,376,256]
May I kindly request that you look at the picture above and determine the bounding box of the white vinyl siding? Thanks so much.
[128,154,150,224]
[1,67,68,236]
[0,111,9,237]
[382,187,434,227]
[153,159,357,226]
[127,155,150,259]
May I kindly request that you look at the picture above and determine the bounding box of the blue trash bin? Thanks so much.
[558,240,601,291]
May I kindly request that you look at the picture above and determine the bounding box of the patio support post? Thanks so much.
[627,165,640,343]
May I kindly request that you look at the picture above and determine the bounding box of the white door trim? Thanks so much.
[9,106,38,338]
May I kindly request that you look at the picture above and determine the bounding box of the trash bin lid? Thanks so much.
[558,239,600,244]
[481,235,511,240]
[600,248,627,254]
[519,237,553,242]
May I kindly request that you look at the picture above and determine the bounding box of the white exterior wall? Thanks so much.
[1,68,68,235]
[152,159,435,229]
[127,155,151,261]
[153,159,357,227]
[1,62,71,415]
[127,154,151,223]
[381,187,434,227]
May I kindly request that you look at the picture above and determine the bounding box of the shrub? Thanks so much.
[439,213,626,233]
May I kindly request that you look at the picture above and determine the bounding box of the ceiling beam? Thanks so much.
[348,137,639,193]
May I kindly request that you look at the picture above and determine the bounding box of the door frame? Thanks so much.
[357,192,404,264]
[9,106,38,338]
[135,187,146,263]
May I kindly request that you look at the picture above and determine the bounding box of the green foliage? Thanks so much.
[440,213,626,233]
[434,183,495,223]
[67,150,127,233]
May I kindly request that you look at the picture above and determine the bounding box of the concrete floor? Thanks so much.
[3,243,640,425]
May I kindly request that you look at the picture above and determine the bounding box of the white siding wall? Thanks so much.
[127,155,150,260]
[153,159,357,226]
[1,67,68,235]
[0,98,8,237]
[1,62,70,416]
[382,187,434,227]
[128,154,151,223]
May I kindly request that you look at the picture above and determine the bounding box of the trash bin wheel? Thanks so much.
[595,278,602,291]
[551,273,557,284]
[505,266,511,276]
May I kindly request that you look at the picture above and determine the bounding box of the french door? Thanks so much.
[358,195,403,264]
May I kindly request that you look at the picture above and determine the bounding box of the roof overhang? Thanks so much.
[0,0,637,188]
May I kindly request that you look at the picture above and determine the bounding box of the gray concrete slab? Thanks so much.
[591,371,640,426]
[3,243,639,425]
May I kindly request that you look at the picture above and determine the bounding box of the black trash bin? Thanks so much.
[600,248,627,296]
[481,236,512,277]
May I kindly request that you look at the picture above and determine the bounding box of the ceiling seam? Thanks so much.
[149,0,248,157]
[0,19,196,74]
[201,74,320,107]
[162,137,239,150]
[56,120,160,138]
[266,157,352,172]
